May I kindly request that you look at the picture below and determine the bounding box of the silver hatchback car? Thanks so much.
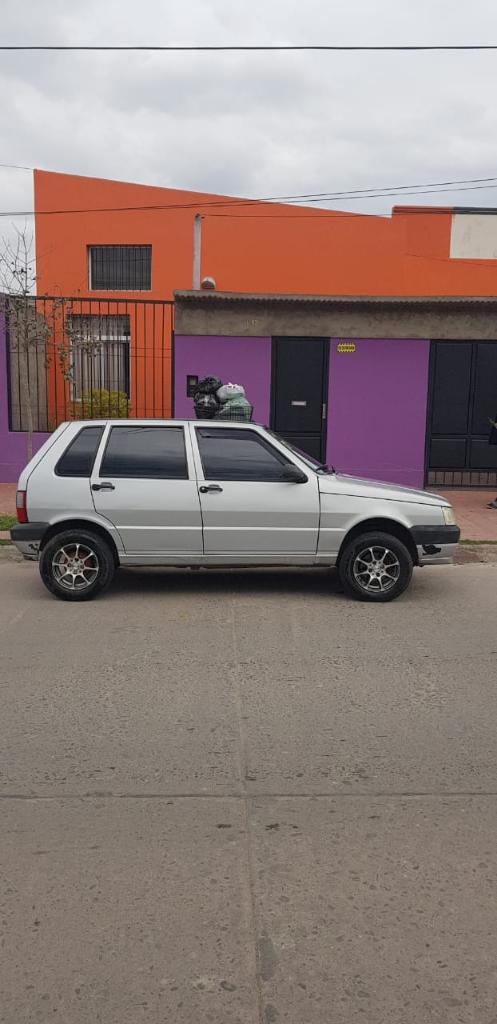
[11,419,459,603]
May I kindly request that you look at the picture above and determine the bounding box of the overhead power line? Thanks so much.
[0,162,33,171]
[2,43,497,52]
[208,181,497,215]
[2,174,497,218]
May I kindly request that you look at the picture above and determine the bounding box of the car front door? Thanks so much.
[192,425,320,561]
[90,423,203,557]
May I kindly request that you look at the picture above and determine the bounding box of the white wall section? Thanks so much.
[451,213,497,259]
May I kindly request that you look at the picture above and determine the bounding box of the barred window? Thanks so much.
[89,245,151,290]
[69,314,130,400]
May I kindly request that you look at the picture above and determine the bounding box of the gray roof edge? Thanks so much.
[174,290,497,306]
[452,207,497,215]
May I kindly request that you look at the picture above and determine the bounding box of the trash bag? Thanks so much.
[193,393,219,419]
[196,375,223,395]
[217,382,245,404]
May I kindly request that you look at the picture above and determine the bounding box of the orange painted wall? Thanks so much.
[34,171,497,418]
[35,170,497,298]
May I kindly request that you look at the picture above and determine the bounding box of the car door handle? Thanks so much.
[199,484,223,494]
[92,482,115,491]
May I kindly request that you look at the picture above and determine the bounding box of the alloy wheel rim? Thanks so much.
[352,545,401,594]
[52,543,99,591]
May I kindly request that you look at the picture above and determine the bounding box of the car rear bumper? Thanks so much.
[10,522,48,560]
[411,524,460,565]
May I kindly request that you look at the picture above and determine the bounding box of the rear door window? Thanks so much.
[56,426,104,477]
[100,426,188,479]
[196,428,290,481]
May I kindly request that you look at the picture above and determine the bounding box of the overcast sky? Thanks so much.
[2,0,497,240]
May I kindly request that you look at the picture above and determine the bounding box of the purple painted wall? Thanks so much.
[0,326,430,487]
[327,338,430,487]
[0,308,50,482]
[174,335,272,423]
[174,334,430,487]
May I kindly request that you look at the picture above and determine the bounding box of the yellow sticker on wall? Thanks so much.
[337,342,356,353]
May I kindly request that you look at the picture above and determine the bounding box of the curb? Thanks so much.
[0,545,23,561]
[454,544,497,564]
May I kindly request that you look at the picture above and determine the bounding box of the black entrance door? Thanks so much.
[271,337,328,461]
[427,341,497,486]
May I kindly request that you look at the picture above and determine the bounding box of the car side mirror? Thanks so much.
[280,465,308,484]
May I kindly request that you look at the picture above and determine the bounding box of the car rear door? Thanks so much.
[90,423,203,557]
[191,424,320,561]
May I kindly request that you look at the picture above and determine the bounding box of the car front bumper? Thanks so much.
[10,522,48,560]
[411,525,460,565]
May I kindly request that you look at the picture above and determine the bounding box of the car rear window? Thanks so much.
[55,426,104,477]
[100,426,188,479]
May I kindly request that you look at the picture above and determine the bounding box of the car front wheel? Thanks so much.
[338,531,413,602]
[39,530,115,601]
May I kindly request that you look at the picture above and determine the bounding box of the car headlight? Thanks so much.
[442,506,456,526]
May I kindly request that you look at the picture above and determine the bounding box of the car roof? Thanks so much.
[62,418,262,428]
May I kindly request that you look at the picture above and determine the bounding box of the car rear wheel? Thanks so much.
[338,531,413,602]
[40,530,115,601]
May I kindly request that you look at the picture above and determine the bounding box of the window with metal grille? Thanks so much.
[88,245,152,290]
[69,314,131,399]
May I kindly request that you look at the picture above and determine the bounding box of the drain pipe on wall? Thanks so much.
[193,214,202,289]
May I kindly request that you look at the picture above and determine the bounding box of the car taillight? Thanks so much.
[16,490,28,524]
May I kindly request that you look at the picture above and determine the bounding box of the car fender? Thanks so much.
[317,493,443,558]
[42,511,125,555]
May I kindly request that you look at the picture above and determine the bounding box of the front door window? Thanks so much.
[196,427,290,482]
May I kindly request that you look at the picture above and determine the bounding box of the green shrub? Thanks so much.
[0,514,17,531]
[72,388,130,420]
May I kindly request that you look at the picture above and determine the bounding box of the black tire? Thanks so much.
[338,531,413,603]
[39,529,115,602]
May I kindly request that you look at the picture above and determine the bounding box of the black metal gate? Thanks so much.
[6,295,174,431]
[426,340,497,487]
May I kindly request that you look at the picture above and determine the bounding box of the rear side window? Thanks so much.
[196,428,290,481]
[55,426,104,477]
[100,426,188,479]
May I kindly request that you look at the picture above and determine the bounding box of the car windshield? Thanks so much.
[265,429,335,473]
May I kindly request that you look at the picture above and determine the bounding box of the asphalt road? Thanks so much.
[2,555,497,1023]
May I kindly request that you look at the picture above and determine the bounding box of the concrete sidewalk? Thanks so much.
[437,490,497,543]
[0,482,16,513]
[2,482,497,542]
[0,483,16,540]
